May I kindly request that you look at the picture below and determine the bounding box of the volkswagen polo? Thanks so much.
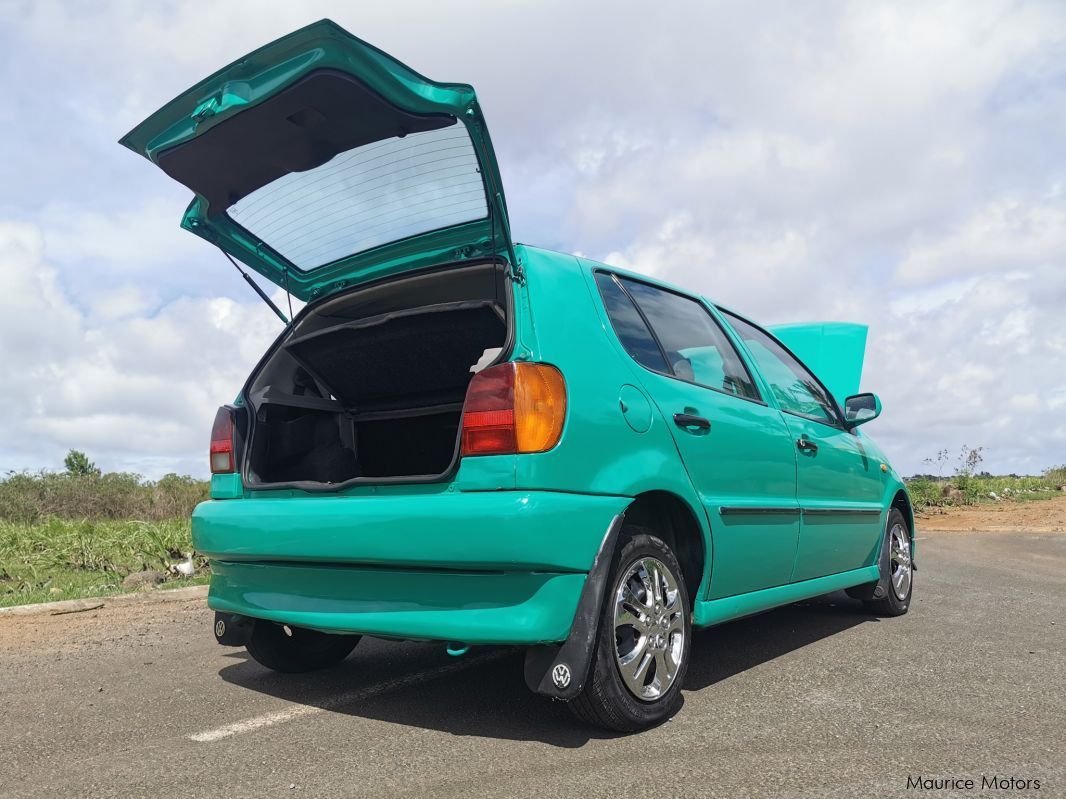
[121,20,914,731]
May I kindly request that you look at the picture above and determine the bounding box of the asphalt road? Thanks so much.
[1,530,1062,799]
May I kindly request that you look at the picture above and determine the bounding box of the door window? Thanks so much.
[723,312,840,425]
[596,273,759,401]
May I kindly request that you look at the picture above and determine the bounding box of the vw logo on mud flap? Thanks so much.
[214,619,226,639]
[551,663,571,689]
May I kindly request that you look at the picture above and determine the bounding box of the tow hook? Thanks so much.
[445,642,470,657]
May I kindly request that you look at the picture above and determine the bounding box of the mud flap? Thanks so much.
[213,612,254,646]
[524,515,623,700]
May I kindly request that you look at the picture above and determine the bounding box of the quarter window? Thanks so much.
[594,273,669,373]
[596,273,759,401]
[723,312,840,425]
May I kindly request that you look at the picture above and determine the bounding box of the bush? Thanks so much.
[905,478,942,512]
[906,472,1062,511]
[0,471,209,523]
[1044,465,1066,486]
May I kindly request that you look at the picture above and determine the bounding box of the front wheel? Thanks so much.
[862,508,913,616]
[569,530,691,732]
[246,622,360,673]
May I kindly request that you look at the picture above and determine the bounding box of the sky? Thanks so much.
[1,0,1064,478]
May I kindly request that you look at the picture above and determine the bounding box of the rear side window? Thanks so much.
[595,273,669,373]
[596,272,759,401]
[723,312,840,425]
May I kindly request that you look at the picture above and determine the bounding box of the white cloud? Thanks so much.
[88,285,158,321]
[38,199,203,273]
[897,200,1066,285]
[0,222,283,476]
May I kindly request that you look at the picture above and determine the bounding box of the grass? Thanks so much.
[0,517,208,608]
[0,471,210,608]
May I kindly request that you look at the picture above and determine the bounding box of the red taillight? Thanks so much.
[461,363,517,455]
[461,363,566,456]
[209,406,235,474]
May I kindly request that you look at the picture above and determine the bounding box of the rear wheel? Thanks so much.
[246,622,360,673]
[569,530,691,732]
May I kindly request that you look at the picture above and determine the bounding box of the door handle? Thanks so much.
[674,413,711,432]
[797,435,818,453]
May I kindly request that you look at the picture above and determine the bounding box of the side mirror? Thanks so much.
[843,392,881,428]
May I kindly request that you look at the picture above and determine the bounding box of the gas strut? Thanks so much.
[218,248,289,325]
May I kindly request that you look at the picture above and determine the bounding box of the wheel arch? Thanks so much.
[524,488,708,701]
[890,487,915,538]
[620,490,708,607]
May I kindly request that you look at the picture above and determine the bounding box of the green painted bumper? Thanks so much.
[209,562,586,643]
[193,490,629,643]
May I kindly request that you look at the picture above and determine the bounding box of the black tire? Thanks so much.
[246,622,360,673]
[862,508,913,616]
[569,529,691,732]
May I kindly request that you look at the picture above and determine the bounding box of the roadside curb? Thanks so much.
[0,585,209,617]
[919,526,1065,534]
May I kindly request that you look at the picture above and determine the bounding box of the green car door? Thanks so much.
[722,312,885,581]
[594,273,801,599]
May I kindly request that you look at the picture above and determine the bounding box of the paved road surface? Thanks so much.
[1,530,1062,798]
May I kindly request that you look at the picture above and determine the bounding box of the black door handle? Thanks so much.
[797,436,818,453]
[674,413,711,431]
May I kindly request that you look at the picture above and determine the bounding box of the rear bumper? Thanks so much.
[192,490,629,643]
[209,562,586,643]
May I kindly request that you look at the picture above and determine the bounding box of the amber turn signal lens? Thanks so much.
[513,363,566,452]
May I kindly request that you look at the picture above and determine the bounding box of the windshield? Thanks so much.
[226,123,488,271]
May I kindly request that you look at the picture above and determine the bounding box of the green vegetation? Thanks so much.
[906,473,1064,511]
[0,469,208,524]
[906,447,1065,511]
[0,518,209,607]
[63,449,100,478]
[0,452,210,607]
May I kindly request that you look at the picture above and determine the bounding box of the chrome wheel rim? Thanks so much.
[613,556,685,701]
[889,523,912,601]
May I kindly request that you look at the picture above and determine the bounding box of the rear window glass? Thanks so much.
[226,124,488,271]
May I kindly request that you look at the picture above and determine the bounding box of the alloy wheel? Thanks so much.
[612,556,685,701]
[889,523,912,601]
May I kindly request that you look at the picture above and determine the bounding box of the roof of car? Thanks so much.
[519,243,715,305]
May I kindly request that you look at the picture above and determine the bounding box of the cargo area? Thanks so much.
[243,262,509,486]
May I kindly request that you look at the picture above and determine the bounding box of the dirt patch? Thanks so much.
[0,591,209,653]
[918,494,1066,533]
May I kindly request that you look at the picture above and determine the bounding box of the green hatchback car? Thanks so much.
[122,20,914,731]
